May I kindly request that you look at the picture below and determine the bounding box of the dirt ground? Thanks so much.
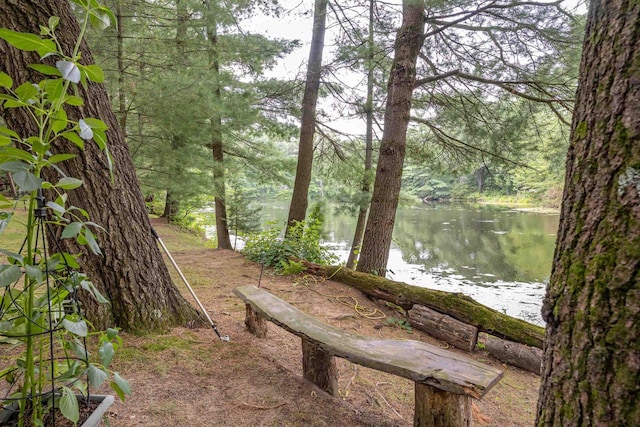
[89,218,542,427]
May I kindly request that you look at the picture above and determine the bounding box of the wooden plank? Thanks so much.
[233,285,503,398]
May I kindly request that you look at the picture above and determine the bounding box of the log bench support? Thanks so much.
[234,285,503,427]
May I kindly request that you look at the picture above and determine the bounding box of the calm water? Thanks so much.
[256,201,559,325]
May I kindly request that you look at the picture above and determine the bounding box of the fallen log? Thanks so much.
[301,262,545,349]
[408,304,479,352]
[478,333,543,374]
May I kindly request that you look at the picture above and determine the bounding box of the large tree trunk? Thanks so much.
[205,0,232,250]
[356,0,424,276]
[0,1,202,332]
[286,0,327,230]
[536,1,640,425]
[303,263,545,348]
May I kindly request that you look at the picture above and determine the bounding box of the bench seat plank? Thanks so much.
[234,285,502,398]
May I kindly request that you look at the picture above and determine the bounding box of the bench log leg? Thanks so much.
[302,339,338,396]
[244,304,268,338]
[414,383,471,427]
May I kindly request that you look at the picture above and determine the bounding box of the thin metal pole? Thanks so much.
[151,227,228,341]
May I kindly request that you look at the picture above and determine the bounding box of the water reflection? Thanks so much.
[259,201,559,325]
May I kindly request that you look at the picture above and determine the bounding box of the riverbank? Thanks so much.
[97,218,541,426]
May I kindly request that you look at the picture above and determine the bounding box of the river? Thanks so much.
[232,200,559,325]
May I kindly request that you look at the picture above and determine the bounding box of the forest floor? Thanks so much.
[94,218,541,427]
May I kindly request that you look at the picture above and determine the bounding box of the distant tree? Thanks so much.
[357,0,579,276]
[536,1,640,425]
[0,0,202,331]
[287,0,328,231]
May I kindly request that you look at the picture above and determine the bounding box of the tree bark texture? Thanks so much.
[536,2,640,425]
[302,339,338,396]
[409,304,479,352]
[414,383,471,427]
[286,0,327,229]
[303,262,545,348]
[0,1,202,332]
[357,0,424,276]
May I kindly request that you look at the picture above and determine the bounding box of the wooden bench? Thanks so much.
[233,285,503,426]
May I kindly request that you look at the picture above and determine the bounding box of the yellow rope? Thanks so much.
[294,273,386,320]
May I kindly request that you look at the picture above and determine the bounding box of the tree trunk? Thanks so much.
[357,0,424,276]
[303,262,545,348]
[536,2,640,425]
[0,1,202,332]
[346,0,375,270]
[205,0,232,250]
[286,0,327,230]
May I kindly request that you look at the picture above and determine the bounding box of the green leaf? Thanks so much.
[0,71,12,89]
[51,108,68,133]
[27,64,61,77]
[46,201,66,214]
[62,131,85,149]
[0,28,57,57]
[0,126,19,139]
[0,147,35,162]
[0,265,22,288]
[89,7,114,30]
[14,82,38,102]
[0,249,24,264]
[99,341,115,367]
[13,170,42,191]
[80,64,104,83]
[56,177,83,190]
[43,78,64,100]
[47,153,77,164]
[112,372,131,401]
[56,60,80,83]
[65,95,84,106]
[80,280,109,304]
[62,318,88,337]
[84,228,102,255]
[68,339,89,360]
[93,129,107,150]
[0,161,29,173]
[87,364,108,388]
[25,265,44,284]
[81,117,108,131]
[0,212,13,234]
[61,222,83,239]
[59,387,80,425]
[48,16,60,32]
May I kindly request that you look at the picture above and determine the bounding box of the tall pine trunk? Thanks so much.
[205,0,232,250]
[346,0,375,269]
[0,0,202,332]
[286,0,328,231]
[356,0,424,276]
[536,1,640,424]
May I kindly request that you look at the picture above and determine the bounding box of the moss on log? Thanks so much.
[304,263,545,349]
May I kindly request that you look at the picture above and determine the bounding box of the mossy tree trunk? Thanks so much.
[304,263,545,348]
[0,0,203,332]
[536,1,640,425]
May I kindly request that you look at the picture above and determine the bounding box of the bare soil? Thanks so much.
[100,219,540,426]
